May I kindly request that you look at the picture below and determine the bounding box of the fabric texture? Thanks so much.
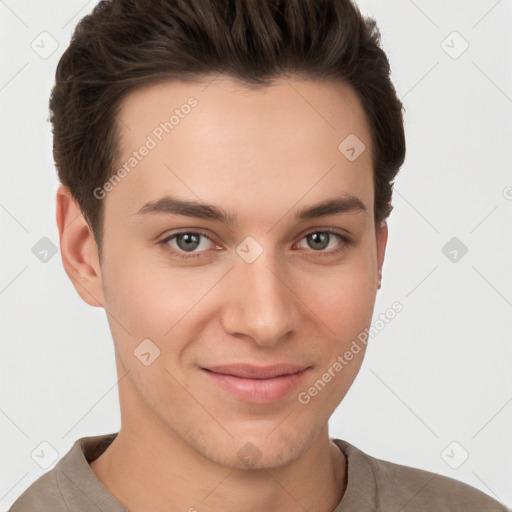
[9,432,509,511]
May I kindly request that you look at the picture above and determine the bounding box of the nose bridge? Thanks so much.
[223,242,299,345]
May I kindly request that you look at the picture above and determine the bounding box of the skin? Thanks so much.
[56,75,387,512]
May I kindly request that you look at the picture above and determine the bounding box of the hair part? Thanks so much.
[50,0,406,263]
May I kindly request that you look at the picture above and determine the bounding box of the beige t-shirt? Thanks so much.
[9,432,509,511]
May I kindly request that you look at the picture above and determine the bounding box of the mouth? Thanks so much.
[201,364,311,403]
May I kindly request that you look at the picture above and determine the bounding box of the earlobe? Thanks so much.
[56,184,105,308]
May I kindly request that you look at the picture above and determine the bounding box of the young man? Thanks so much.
[10,0,509,511]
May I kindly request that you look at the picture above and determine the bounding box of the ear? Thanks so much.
[56,184,105,307]
[375,220,388,290]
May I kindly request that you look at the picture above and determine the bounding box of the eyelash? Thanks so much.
[158,229,353,261]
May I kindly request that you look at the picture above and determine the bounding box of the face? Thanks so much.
[66,75,387,469]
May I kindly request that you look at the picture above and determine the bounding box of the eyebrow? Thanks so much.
[134,194,367,225]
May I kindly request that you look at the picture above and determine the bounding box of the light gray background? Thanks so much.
[1,0,511,510]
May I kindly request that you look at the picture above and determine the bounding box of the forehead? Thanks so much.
[108,75,374,225]
[117,75,371,150]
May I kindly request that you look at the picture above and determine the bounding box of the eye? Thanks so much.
[295,229,352,257]
[159,230,218,260]
[159,228,353,261]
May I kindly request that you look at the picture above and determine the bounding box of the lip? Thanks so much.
[201,364,311,403]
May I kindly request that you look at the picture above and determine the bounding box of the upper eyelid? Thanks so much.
[161,229,217,245]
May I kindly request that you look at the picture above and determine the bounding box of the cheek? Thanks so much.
[303,260,377,336]
[100,242,218,358]
[297,275,373,415]
[100,240,178,349]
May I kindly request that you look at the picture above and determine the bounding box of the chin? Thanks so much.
[194,425,318,471]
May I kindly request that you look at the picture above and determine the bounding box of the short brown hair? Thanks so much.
[50,0,406,261]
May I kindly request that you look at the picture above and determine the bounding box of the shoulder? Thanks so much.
[9,433,120,512]
[9,469,68,512]
[368,455,508,511]
[334,439,509,512]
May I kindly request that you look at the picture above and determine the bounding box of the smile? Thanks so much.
[201,364,311,404]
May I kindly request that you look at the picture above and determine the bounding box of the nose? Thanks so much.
[220,247,301,347]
